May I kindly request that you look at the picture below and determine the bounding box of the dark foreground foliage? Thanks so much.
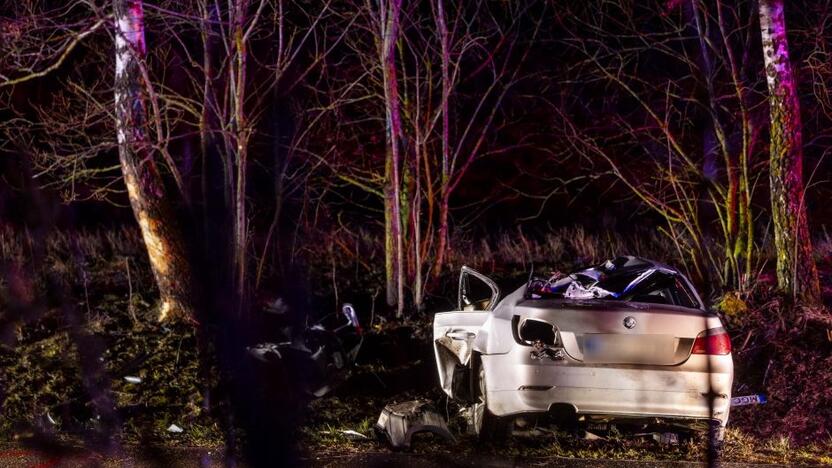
[725,288,832,445]
[0,228,221,447]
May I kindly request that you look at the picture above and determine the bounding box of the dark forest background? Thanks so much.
[3,0,832,301]
[2,0,832,465]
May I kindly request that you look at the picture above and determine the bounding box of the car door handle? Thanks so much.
[447,330,476,341]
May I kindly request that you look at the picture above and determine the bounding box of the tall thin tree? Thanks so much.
[432,0,451,280]
[375,0,405,315]
[758,0,821,303]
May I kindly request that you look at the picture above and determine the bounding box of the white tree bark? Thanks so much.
[114,0,195,321]
[377,0,405,316]
[758,0,820,303]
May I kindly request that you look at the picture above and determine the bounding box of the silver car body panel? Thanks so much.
[433,259,733,428]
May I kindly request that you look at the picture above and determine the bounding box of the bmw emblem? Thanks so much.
[623,316,636,329]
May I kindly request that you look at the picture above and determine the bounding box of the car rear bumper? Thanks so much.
[482,347,733,426]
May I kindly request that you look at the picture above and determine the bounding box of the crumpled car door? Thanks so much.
[433,312,489,401]
[433,266,499,401]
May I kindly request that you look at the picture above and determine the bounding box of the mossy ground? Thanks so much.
[0,228,223,448]
[0,295,224,447]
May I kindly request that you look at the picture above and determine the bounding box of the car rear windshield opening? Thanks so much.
[526,263,699,309]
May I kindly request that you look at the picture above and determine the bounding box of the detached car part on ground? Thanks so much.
[247,303,363,398]
[434,256,733,442]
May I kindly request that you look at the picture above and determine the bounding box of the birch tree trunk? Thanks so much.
[379,0,405,316]
[230,0,250,302]
[432,0,451,280]
[114,0,195,321]
[758,0,821,303]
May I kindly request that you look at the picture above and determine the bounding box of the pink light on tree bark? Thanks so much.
[758,0,820,303]
[377,0,405,316]
[113,0,195,321]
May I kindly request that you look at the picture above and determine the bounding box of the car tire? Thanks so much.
[470,354,510,441]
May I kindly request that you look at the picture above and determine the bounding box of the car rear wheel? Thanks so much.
[470,355,510,441]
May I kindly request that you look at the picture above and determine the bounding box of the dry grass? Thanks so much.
[0,227,154,307]
[448,226,676,269]
[299,224,681,310]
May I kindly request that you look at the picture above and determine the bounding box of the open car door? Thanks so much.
[433,266,500,400]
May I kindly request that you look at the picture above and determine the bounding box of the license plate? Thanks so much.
[731,394,767,406]
[583,334,676,364]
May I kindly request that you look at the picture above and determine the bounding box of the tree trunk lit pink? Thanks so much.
[758,0,821,303]
[379,0,405,316]
[113,0,195,321]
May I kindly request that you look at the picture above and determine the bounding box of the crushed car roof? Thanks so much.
[525,256,702,309]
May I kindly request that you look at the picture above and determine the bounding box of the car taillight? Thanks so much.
[691,330,732,355]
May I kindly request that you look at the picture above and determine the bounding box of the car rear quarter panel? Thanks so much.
[476,287,733,425]
[481,348,733,424]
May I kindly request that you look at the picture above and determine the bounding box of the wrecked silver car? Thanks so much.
[433,256,733,440]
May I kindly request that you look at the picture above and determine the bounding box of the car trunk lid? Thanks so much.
[515,299,718,366]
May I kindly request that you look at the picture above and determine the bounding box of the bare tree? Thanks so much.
[307,1,540,312]
[0,2,107,89]
[758,0,821,303]
[426,1,539,283]
[227,0,257,302]
[1,0,196,321]
[431,0,452,280]
[0,3,121,203]
[370,0,405,315]
[555,0,763,291]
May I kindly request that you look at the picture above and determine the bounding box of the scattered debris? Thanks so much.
[530,340,565,361]
[166,424,184,433]
[530,258,682,303]
[731,394,767,406]
[123,376,142,384]
[341,429,369,440]
[652,432,680,444]
[247,342,283,363]
[628,431,680,444]
[586,422,609,432]
[246,303,363,398]
[583,430,604,440]
[375,400,455,450]
[264,297,290,315]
